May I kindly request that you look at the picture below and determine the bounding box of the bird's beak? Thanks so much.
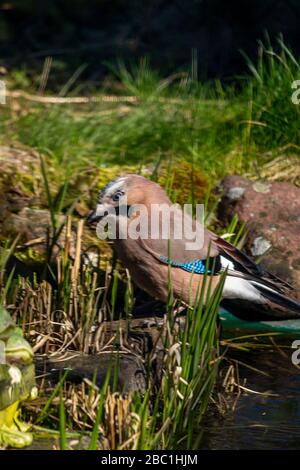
[87,210,103,227]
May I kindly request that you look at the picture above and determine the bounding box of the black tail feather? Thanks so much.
[253,282,300,318]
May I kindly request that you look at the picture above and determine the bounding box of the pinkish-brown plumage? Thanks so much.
[87,174,300,321]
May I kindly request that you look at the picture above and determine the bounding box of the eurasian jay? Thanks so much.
[87,174,300,321]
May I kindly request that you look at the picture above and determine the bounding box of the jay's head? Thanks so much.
[87,174,170,227]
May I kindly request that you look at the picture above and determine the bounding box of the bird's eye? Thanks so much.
[112,190,124,202]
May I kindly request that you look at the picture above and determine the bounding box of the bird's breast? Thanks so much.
[114,239,220,305]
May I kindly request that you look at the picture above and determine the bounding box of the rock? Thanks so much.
[0,146,79,264]
[0,146,50,263]
[34,315,167,394]
[250,236,272,257]
[218,175,300,295]
[1,207,66,262]
[0,146,40,223]
[37,353,147,393]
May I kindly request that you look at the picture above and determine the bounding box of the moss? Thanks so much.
[16,173,39,195]
[66,164,149,212]
[14,248,46,265]
[93,164,152,200]
[0,172,37,196]
[71,160,209,209]
[157,159,209,205]
[84,160,209,204]
[0,147,42,198]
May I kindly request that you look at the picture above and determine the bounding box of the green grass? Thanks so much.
[0,55,259,178]
[2,37,299,188]
[1,94,242,177]
[243,35,300,152]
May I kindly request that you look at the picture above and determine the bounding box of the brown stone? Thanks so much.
[218,175,300,296]
[0,146,80,263]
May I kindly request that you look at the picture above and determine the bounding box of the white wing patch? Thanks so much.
[223,277,265,302]
[220,256,235,271]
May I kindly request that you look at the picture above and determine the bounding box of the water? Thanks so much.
[202,343,300,449]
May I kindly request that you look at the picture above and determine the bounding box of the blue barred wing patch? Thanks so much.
[159,256,209,274]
